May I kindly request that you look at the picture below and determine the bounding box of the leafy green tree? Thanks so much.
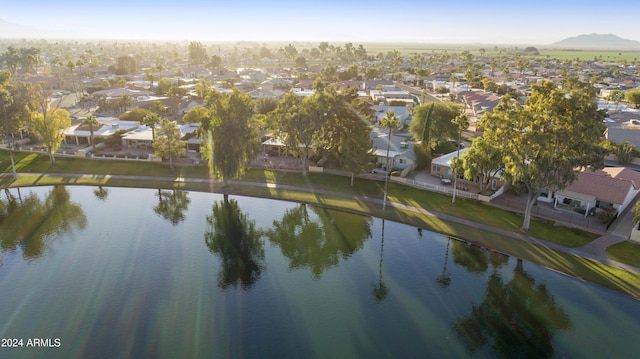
[320,63,338,81]
[295,56,307,68]
[204,89,259,186]
[182,105,209,124]
[271,86,325,176]
[481,78,499,93]
[625,89,640,109]
[30,108,71,163]
[206,55,222,72]
[188,41,208,65]
[481,80,607,231]
[365,66,380,80]
[253,97,278,115]
[195,78,211,100]
[82,114,99,151]
[614,141,639,165]
[410,101,460,150]
[0,73,17,178]
[338,64,359,80]
[313,86,373,185]
[283,43,298,59]
[155,78,173,95]
[119,108,152,122]
[113,55,137,75]
[204,196,264,290]
[461,137,503,192]
[608,90,625,113]
[153,118,186,170]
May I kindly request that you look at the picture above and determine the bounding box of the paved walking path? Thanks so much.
[12,172,640,274]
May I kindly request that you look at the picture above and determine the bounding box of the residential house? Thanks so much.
[457,90,502,117]
[370,130,416,172]
[64,117,140,146]
[247,88,285,99]
[362,80,394,91]
[552,167,640,217]
[605,119,640,148]
[431,147,468,178]
[371,105,412,128]
[370,87,414,106]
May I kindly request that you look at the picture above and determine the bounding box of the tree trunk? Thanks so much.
[351,173,354,186]
[521,188,539,232]
[9,149,17,179]
[302,145,309,176]
[49,152,56,164]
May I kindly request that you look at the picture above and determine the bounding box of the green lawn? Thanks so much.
[2,151,640,298]
[607,241,640,268]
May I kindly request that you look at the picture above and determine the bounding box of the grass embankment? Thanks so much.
[2,151,640,298]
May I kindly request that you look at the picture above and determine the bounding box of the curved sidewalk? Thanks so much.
[14,172,640,274]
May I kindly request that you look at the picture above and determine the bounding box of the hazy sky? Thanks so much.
[2,0,638,44]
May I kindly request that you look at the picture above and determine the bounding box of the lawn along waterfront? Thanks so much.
[2,150,640,298]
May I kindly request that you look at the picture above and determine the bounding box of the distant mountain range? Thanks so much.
[552,33,640,50]
[0,18,45,38]
[0,18,74,39]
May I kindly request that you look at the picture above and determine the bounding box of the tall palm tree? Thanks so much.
[379,111,400,210]
[82,115,99,152]
[142,113,160,141]
[451,114,469,204]
[117,95,131,114]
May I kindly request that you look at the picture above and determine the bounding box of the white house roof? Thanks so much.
[121,126,154,141]
[370,131,415,160]
[65,117,139,138]
[92,88,153,98]
[432,147,470,167]
[179,123,199,137]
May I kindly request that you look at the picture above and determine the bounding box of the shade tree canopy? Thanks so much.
[480,80,607,231]
[202,89,260,186]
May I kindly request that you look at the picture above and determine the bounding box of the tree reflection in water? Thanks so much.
[204,195,264,290]
[266,204,372,279]
[371,219,388,303]
[93,186,109,201]
[453,255,572,358]
[0,186,86,259]
[154,189,191,226]
[436,237,452,288]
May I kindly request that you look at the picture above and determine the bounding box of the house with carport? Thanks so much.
[551,167,640,217]
[64,117,140,147]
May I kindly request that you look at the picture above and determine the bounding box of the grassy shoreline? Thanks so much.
[2,151,640,298]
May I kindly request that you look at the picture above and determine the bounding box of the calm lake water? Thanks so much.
[0,185,639,359]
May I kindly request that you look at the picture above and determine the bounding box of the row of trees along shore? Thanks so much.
[1,68,607,232]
